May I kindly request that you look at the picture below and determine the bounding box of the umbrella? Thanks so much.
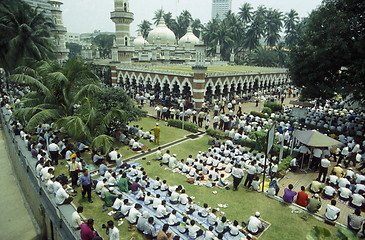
[293,130,341,147]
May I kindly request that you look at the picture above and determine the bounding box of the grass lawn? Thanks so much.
[142,65,284,74]
[137,135,339,240]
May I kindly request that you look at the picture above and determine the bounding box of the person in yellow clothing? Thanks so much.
[154,123,161,145]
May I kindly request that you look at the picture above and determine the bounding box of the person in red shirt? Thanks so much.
[296,186,309,207]
[80,219,101,240]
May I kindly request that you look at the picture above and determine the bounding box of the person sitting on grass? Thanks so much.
[112,195,123,211]
[198,203,210,218]
[152,177,161,190]
[347,209,364,233]
[177,216,189,234]
[144,192,154,205]
[251,176,261,192]
[143,217,157,239]
[282,184,297,203]
[325,200,341,221]
[246,212,264,235]
[117,172,130,193]
[136,211,149,233]
[120,199,132,218]
[126,203,142,225]
[152,194,162,209]
[208,209,218,226]
[229,220,242,237]
[188,220,204,239]
[215,216,229,235]
[104,189,118,207]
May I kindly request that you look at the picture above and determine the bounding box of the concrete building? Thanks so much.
[65,32,81,44]
[212,0,232,20]
[21,0,52,17]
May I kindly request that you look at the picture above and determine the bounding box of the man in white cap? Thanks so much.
[246,212,264,235]
[307,194,321,213]
[153,123,160,145]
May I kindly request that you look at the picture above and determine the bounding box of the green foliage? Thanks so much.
[264,102,283,112]
[306,226,332,240]
[66,42,82,59]
[278,155,294,172]
[138,20,152,39]
[92,135,115,154]
[250,111,269,119]
[249,130,268,152]
[289,0,365,102]
[336,226,358,240]
[167,120,198,133]
[92,34,115,59]
[0,0,55,75]
[238,139,256,149]
[206,128,226,139]
[262,107,272,115]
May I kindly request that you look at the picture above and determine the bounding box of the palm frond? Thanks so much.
[55,116,91,141]
[92,134,114,154]
[26,108,63,131]
[74,84,102,102]
[10,73,51,96]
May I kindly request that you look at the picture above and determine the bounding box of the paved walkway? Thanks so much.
[0,124,39,239]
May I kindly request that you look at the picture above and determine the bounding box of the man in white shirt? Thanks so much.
[338,185,352,201]
[71,206,84,230]
[325,200,340,221]
[155,147,162,160]
[351,190,365,208]
[244,161,257,188]
[323,184,336,199]
[156,200,169,219]
[112,195,123,211]
[108,148,118,162]
[317,158,331,183]
[247,212,264,235]
[232,164,245,191]
[55,184,73,205]
[161,150,171,165]
[126,203,142,225]
[48,140,59,165]
[107,220,120,240]
[310,148,322,171]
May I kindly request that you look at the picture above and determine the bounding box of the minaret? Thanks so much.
[192,37,207,109]
[110,0,134,63]
[48,0,69,63]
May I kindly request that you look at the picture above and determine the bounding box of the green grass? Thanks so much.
[142,65,284,73]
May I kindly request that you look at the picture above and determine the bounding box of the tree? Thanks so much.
[250,47,278,67]
[92,34,114,59]
[264,9,283,46]
[152,9,164,25]
[238,3,253,27]
[66,42,82,59]
[191,19,203,37]
[288,0,365,102]
[0,0,54,77]
[284,9,300,46]
[174,10,193,39]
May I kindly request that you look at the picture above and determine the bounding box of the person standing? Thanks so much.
[48,140,60,165]
[107,220,119,240]
[310,147,322,171]
[155,106,161,120]
[317,158,331,182]
[153,123,161,145]
[79,170,93,203]
[69,156,80,189]
[244,161,257,188]
[232,164,245,191]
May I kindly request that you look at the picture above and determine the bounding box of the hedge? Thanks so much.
[250,111,269,119]
[167,119,198,133]
[264,102,283,112]
[206,128,226,139]
[262,107,272,115]
[278,155,294,172]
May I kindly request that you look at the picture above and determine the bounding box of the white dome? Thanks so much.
[133,32,148,48]
[147,17,176,45]
[178,26,200,49]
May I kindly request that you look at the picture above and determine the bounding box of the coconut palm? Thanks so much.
[265,9,283,46]
[284,9,300,46]
[152,9,164,25]
[191,19,203,37]
[138,20,152,39]
[174,10,193,39]
[0,0,54,86]
[238,3,253,27]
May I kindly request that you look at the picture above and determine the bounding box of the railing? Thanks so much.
[1,108,79,240]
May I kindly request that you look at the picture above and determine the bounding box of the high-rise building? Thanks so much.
[212,0,232,20]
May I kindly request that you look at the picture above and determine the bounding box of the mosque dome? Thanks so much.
[178,26,200,49]
[147,17,176,45]
[133,31,148,48]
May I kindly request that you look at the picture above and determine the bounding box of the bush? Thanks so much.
[278,155,294,172]
[262,107,272,115]
[167,120,198,133]
[238,139,256,149]
[250,111,269,119]
[206,128,226,139]
[264,102,282,112]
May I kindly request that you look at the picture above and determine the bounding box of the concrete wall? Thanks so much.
[1,109,78,240]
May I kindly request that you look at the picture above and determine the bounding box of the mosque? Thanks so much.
[106,0,290,108]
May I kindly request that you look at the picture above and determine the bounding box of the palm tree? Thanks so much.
[174,10,193,39]
[284,9,300,46]
[265,9,283,46]
[0,0,54,87]
[138,20,152,39]
[191,19,203,37]
[238,3,253,27]
[250,47,278,67]
[152,9,164,25]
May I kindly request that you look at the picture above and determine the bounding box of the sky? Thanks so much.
[62,0,323,36]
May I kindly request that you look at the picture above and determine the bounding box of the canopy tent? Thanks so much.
[293,130,341,147]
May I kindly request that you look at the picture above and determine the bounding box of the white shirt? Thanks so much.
[168,214,178,225]
[247,216,262,234]
[95,181,105,194]
[156,205,168,218]
[320,158,331,168]
[48,143,59,152]
[339,187,352,198]
[188,224,201,238]
[112,198,123,210]
[351,194,365,207]
[126,207,141,224]
[55,187,68,205]
[324,186,336,196]
[109,150,118,161]
[109,226,120,240]
[71,211,82,229]
[313,148,322,158]
[232,167,244,178]
[325,204,340,220]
